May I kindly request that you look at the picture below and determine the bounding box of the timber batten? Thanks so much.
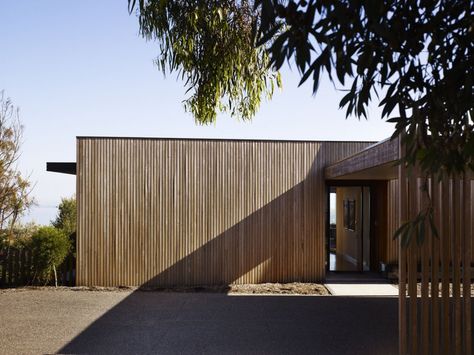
[76,137,372,287]
[52,134,473,354]
[397,163,473,354]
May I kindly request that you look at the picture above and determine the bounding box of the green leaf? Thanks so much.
[256,24,282,47]
[381,95,398,118]
[339,92,353,109]
[217,8,224,21]
[393,221,409,240]
[417,219,425,246]
[386,117,401,123]
[401,222,415,248]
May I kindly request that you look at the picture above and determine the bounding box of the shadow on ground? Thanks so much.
[59,293,398,355]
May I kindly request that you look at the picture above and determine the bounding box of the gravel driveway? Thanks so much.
[0,288,398,354]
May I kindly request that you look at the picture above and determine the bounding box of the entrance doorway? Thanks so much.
[327,185,371,272]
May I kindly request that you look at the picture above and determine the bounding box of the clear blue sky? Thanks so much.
[0,1,394,225]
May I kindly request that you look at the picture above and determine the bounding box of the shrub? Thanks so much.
[30,226,70,286]
[52,196,76,255]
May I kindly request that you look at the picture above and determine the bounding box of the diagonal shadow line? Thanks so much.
[59,152,326,354]
[77,140,335,289]
[58,176,325,354]
[56,142,400,354]
[56,138,474,354]
[58,293,401,354]
[140,180,311,288]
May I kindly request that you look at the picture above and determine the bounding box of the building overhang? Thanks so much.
[46,162,77,175]
[325,137,399,180]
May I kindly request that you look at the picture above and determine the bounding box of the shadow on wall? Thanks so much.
[143,144,320,287]
[59,293,399,354]
[138,140,326,286]
[141,179,315,287]
[79,141,343,287]
[58,142,404,354]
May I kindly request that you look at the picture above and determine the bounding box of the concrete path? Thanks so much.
[325,272,399,296]
[0,288,398,355]
[325,283,398,296]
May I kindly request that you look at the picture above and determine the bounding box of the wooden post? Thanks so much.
[420,177,430,355]
[431,175,440,355]
[7,249,13,286]
[14,249,20,286]
[0,252,6,287]
[462,176,472,354]
[20,249,26,285]
[25,250,32,285]
[441,178,451,353]
[453,178,462,353]
[398,138,408,355]
[408,168,418,355]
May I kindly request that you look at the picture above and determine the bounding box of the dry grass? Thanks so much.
[228,282,329,295]
[0,283,330,295]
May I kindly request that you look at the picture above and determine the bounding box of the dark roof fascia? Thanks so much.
[46,162,76,175]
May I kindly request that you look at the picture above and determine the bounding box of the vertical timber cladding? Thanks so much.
[386,179,400,265]
[76,137,372,287]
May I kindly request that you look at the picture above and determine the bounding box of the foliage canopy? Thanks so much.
[129,1,473,245]
[255,0,473,246]
[129,0,281,124]
[255,0,473,177]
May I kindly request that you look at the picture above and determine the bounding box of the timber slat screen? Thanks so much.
[76,138,372,287]
[386,179,400,266]
[398,158,473,354]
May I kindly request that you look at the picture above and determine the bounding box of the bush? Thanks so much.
[52,196,76,255]
[30,226,70,286]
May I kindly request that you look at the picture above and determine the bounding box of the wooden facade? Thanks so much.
[58,135,474,353]
[397,169,473,355]
[326,138,473,354]
[76,137,372,287]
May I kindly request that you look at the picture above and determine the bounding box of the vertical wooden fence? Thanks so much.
[398,161,472,354]
[0,248,75,287]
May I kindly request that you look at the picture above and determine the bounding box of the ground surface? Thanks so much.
[13,282,329,295]
[324,272,399,296]
[229,282,329,295]
[0,287,398,355]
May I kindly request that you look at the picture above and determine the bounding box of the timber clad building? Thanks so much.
[49,136,401,287]
[49,136,474,353]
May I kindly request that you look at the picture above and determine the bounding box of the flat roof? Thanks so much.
[76,136,377,144]
[49,137,388,177]
[325,137,399,180]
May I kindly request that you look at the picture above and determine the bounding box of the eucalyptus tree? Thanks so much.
[129,0,473,244]
[129,0,281,124]
[254,0,473,243]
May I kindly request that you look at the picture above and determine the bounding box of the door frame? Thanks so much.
[325,180,381,273]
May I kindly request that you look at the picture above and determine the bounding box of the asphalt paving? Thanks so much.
[0,289,398,354]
